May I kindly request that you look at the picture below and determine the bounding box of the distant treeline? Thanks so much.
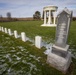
[0,17,76,22]
[0,17,34,22]
[73,17,76,21]
[0,18,18,22]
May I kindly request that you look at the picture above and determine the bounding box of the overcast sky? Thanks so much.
[0,0,76,18]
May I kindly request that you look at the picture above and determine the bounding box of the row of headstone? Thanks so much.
[0,26,42,49]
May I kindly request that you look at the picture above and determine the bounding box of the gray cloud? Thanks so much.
[0,0,76,17]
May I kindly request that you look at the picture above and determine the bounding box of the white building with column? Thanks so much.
[41,6,58,27]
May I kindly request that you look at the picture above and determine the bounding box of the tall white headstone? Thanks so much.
[2,27,4,32]
[5,28,8,33]
[8,29,12,36]
[21,32,26,42]
[35,36,42,49]
[14,30,18,38]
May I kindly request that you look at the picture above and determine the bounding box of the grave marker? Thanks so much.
[14,30,18,38]
[35,36,42,49]
[8,29,12,36]
[21,32,26,42]
[2,27,4,32]
[55,8,71,48]
[47,8,72,73]
[5,28,8,33]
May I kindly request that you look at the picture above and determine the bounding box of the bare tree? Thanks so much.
[7,12,11,19]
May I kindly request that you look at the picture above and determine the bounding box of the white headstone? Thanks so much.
[35,36,42,49]
[4,28,8,33]
[2,27,4,32]
[14,30,18,38]
[8,29,12,36]
[21,32,26,42]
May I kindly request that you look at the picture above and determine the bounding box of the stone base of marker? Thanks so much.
[41,24,56,27]
[47,45,71,73]
[52,45,69,57]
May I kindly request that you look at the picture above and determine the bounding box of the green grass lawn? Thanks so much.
[0,20,76,75]
[0,21,55,43]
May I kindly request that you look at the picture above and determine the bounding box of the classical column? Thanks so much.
[48,10,52,24]
[44,11,46,25]
[53,11,56,25]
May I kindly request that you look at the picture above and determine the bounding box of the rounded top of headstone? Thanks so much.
[43,6,58,11]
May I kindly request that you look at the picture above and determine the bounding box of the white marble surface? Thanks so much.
[21,32,26,42]
[35,36,42,49]
[14,30,18,38]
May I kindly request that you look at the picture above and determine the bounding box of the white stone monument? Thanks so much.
[14,30,18,38]
[8,29,12,36]
[4,28,8,33]
[2,27,4,32]
[21,32,26,42]
[41,6,58,27]
[35,36,42,49]
[47,8,72,73]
